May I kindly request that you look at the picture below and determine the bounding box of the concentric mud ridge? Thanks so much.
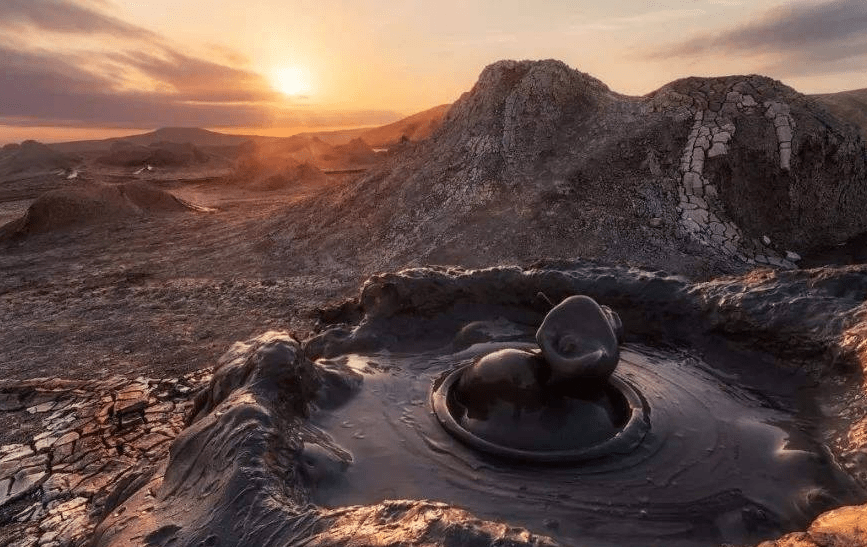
[3,263,867,547]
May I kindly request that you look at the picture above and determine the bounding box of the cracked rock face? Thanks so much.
[6,264,867,546]
[279,60,867,278]
[653,75,867,265]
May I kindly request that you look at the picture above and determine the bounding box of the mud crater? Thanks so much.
[307,321,861,547]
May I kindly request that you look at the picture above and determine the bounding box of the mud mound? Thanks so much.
[281,60,867,278]
[0,181,197,238]
[360,103,450,148]
[248,163,328,191]
[97,141,209,167]
[0,140,78,177]
[236,136,336,172]
[330,137,378,165]
[274,135,334,164]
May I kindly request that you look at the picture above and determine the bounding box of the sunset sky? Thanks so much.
[1,0,866,142]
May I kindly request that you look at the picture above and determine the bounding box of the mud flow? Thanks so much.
[307,326,862,547]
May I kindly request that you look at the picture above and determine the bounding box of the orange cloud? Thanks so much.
[0,0,401,130]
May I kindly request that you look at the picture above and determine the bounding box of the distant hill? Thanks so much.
[291,127,370,146]
[812,88,867,140]
[96,141,210,167]
[330,138,379,165]
[118,128,252,148]
[50,128,254,155]
[0,140,78,177]
[44,106,451,156]
[359,104,450,148]
[236,133,378,172]
[246,163,328,192]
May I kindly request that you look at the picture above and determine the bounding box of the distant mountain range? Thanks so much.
[48,127,252,154]
[45,104,452,155]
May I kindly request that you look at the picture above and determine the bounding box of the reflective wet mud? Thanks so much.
[308,338,862,547]
[433,359,649,461]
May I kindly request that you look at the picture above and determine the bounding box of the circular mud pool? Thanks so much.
[432,363,649,462]
[307,335,862,547]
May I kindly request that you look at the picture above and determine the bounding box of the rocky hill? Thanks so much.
[277,60,867,278]
[814,88,867,141]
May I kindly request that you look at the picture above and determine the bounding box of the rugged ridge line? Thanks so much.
[279,60,867,277]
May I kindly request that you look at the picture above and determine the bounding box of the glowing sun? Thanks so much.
[271,66,311,96]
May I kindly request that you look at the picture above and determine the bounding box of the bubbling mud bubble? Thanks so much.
[433,355,648,461]
[535,295,622,382]
[432,296,646,462]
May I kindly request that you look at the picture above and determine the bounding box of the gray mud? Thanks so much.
[309,337,860,547]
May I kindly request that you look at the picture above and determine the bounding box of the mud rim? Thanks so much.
[431,364,650,463]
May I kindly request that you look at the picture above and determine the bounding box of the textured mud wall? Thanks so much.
[652,75,867,258]
[311,263,866,373]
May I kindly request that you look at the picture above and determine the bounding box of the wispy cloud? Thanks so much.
[102,49,280,103]
[0,0,157,40]
[0,0,398,130]
[572,9,705,33]
[706,0,745,6]
[643,0,867,76]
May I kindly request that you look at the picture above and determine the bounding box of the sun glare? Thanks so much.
[271,66,311,97]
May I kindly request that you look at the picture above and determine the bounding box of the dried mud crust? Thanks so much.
[3,264,867,547]
[0,371,209,547]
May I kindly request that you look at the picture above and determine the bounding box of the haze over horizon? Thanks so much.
[2,0,866,143]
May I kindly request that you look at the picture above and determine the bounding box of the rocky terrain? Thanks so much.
[1,59,867,547]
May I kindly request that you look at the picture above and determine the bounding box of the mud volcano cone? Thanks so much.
[432,295,648,463]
